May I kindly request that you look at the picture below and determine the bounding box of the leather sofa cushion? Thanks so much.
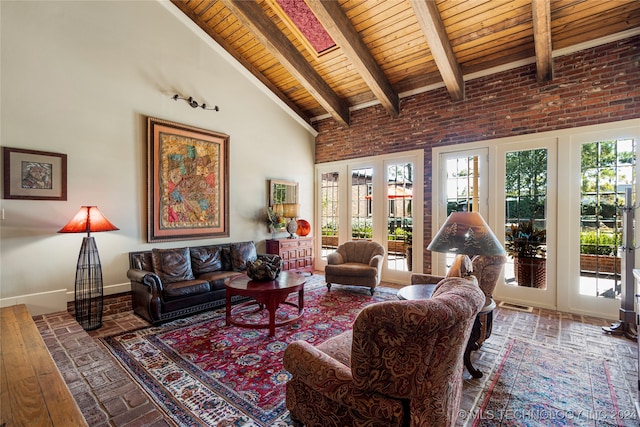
[190,246,223,275]
[197,271,242,291]
[163,279,210,299]
[230,241,257,271]
[152,248,196,284]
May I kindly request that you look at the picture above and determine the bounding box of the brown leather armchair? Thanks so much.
[283,277,485,427]
[324,240,385,295]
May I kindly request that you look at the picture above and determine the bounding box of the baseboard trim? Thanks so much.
[1,282,131,316]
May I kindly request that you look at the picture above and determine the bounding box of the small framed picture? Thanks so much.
[2,147,67,200]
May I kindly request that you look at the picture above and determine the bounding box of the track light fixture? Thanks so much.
[172,94,219,111]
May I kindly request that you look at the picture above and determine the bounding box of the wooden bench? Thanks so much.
[1,304,87,426]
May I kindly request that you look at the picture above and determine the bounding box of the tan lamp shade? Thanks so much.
[428,212,505,256]
[282,203,300,218]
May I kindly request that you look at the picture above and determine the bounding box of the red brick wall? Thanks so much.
[314,35,640,273]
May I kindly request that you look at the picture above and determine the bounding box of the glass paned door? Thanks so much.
[433,149,488,275]
[386,162,414,272]
[320,171,339,259]
[504,149,548,290]
[351,167,373,240]
[579,139,635,299]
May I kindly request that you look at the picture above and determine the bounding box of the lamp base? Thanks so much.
[74,236,104,331]
[286,218,298,239]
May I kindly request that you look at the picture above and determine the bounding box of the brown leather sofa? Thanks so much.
[127,241,259,325]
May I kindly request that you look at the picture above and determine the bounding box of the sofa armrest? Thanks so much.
[284,340,403,419]
[127,269,163,296]
[410,273,444,285]
[327,252,344,265]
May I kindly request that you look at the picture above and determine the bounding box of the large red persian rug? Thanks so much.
[101,282,398,426]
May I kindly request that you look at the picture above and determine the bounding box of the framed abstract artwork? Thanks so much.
[147,117,229,242]
[2,147,67,200]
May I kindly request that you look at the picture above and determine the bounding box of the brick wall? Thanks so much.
[314,35,640,273]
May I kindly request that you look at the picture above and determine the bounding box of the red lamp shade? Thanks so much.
[58,206,119,236]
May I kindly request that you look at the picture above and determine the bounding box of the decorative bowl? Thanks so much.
[246,255,283,281]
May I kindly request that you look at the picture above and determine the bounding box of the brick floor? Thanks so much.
[35,282,638,426]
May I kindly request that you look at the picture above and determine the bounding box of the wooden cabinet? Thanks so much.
[266,237,314,274]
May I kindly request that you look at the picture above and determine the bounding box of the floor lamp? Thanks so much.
[59,206,119,331]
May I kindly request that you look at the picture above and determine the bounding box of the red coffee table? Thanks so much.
[225,271,306,336]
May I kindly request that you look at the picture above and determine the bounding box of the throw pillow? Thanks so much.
[230,241,257,271]
[151,248,195,284]
[190,246,223,275]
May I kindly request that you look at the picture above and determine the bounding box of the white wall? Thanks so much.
[0,1,316,315]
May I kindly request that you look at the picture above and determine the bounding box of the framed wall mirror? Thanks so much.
[270,179,298,206]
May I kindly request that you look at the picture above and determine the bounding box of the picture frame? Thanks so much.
[147,117,229,242]
[2,147,67,200]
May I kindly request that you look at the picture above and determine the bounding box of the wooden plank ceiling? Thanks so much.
[172,0,640,126]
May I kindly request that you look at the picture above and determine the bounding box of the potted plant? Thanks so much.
[404,231,413,271]
[505,220,546,288]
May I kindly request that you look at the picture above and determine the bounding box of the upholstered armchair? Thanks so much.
[283,277,485,427]
[411,255,506,378]
[324,240,385,295]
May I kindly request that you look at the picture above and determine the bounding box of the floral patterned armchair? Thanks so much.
[411,255,506,378]
[283,277,485,427]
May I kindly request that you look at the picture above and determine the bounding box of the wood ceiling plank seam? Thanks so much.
[462,41,536,71]
[367,34,432,60]
[461,49,536,74]
[444,4,533,42]
[361,22,424,47]
[458,29,535,61]
[436,0,493,18]
[343,0,404,24]
[452,22,533,53]
[306,0,399,117]
[195,2,221,21]
[377,54,433,78]
[552,21,640,50]
[552,3,640,30]
[412,0,465,100]
[220,0,350,125]
[212,14,245,38]
[191,0,215,17]
[348,1,412,33]
[550,12,640,46]
[551,0,637,19]
[438,0,523,28]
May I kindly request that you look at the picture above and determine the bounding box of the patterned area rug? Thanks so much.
[101,283,398,426]
[473,339,637,427]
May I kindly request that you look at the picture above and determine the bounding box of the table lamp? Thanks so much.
[282,203,300,238]
[427,212,505,276]
[58,206,119,330]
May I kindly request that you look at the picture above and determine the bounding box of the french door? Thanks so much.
[433,119,640,318]
[316,150,424,284]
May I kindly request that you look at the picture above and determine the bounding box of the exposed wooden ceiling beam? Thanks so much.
[306,0,399,118]
[170,1,312,125]
[221,0,350,126]
[532,0,553,82]
[411,0,465,101]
